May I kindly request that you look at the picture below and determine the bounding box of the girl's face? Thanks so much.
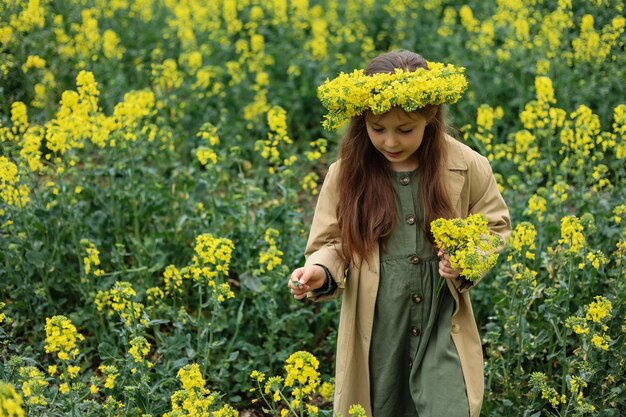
[366,107,429,172]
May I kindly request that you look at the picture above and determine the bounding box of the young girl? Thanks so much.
[288,50,511,417]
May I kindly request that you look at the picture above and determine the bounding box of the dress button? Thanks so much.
[409,254,421,265]
[411,293,422,304]
[405,214,416,225]
[411,326,421,337]
[451,324,461,334]
[400,175,410,185]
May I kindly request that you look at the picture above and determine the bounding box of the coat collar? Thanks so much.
[444,135,469,171]
[443,136,468,211]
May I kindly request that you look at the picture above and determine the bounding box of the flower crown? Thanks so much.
[317,61,468,131]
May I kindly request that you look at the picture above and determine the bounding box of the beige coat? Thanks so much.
[304,135,511,417]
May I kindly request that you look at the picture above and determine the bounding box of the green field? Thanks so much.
[1,1,625,416]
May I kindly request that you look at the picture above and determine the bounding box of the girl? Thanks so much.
[288,50,511,417]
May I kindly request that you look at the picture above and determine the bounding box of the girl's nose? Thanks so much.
[384,133,399,147]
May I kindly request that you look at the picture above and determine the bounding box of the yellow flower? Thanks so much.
[507,222,536,261]
[44,316,84,361]
[18,366,48,406]
[591,333,610,350]
[431,214,502,282]
[558,216,585,254]
[94,281,146,327]
[585,296,612,323]
[99,365,119,389]
[128,336,151,363]
[284,351,320,395]
[0,381,25,417]
[193,233,235,274]
[318,62,468,130]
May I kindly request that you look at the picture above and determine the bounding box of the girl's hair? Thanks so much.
[336,50,456,263]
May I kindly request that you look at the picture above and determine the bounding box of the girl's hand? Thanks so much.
[288,265,326,300]
[437,250,462,280]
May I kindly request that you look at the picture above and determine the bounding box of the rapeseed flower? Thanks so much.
[590,333,611,350]
[284,351,320,395]
[0,157,30,208]
[558,215,585,254]
[17,366,47,406]
[193,233,235,274]
[164,363,219,417]
[526,193,547,222]
[129,336,151,363]
[585,296,612,323]
[82,239,105,277]
[259,228,284,273]
[99,365,119,389]
[21,55,46,72]
[195,123,220,166]
[95,281,147,327]
[0,381,25,417]
[44,315,84,361]
[431,214,502,283]
[302,172,319,195]
[507,222,537,261]
[529,372,566,407]
[318,63,468,130]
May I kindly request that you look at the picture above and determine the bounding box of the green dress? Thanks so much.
[369,169,469,417]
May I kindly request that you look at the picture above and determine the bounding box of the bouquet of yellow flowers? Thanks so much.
[431,214,502,293]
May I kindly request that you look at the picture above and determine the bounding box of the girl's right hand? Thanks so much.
[288,265,326,300]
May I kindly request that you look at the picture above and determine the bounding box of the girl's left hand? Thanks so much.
[437,250,462,280]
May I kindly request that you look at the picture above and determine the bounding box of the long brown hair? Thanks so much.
[336,50,456,263]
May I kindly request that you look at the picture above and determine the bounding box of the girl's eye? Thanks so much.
[371,127,384,133]
[399,129,413,134]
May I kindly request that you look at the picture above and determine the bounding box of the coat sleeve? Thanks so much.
[454,154,512,293]
[304,161,349,301]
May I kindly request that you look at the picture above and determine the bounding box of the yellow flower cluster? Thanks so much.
[558,215,586,254]
[430,214,502,282]
[0,302,11,326]
[569,375,596,411]
[613,104,626,158]
[44,315,84,361]
[284,351,320,394]
[507,222,537,261]
[474,104,504,154]
[585,295,612,323]
[163,264,184,295]
[566,295,613,351]
[301,172,319,196]
[249,350,330,416]
[317,62,468,130]
[82,239,105,277]
[46,70,101,153]
[195,123,220,166]
[95,281,147,327]
[526,193,547,222]
[163,363,221,417]
[17,366,48,406]
[0,156,30,208]
[0,381,25,417]
[98,364,119,390]
[529,371,566,407]
[255,106,295,174]
[571,14,625,64]
[128,336,151,364]
[193,233,235,274]
[259,228,284,273]
[22,54,46,73]
[511,263,538,287]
